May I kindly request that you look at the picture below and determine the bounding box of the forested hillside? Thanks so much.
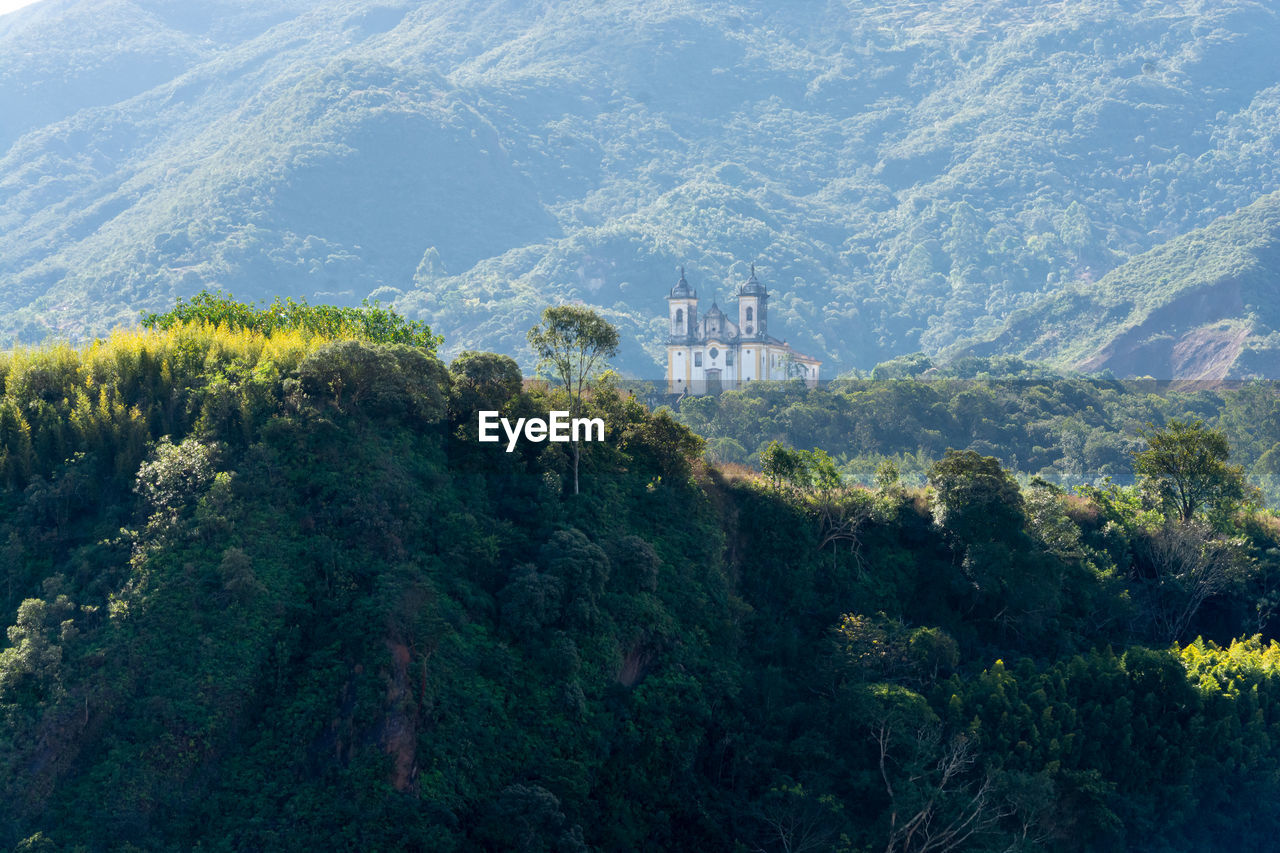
[961,191,1280,378]
[5,307,1280,850]
[674,355,1280,502]
[5,0,1280,375]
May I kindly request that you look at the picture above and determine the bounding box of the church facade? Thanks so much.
[666,266,821,394]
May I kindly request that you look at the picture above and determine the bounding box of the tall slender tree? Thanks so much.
[527,306,619,494]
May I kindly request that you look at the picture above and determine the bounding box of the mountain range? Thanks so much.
[4,0,1280,377]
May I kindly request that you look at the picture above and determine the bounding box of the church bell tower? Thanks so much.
[666,267,698,392]
[737,263,768,338]
[667,267,697,339]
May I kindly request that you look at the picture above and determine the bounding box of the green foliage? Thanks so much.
[874,459,902,494]
[1134,419,1249,523]
[527,305,620,494]
[618,408,705,483]
[929,449,1026,541]
[835,612,959,686]
[134,436,218,518]
[527,305,620,402]
[871,353,934,380]
[759,440,797,486]
[3,322,1280,851]
[141,290,442,352]
[289,339,448,421]
[448,351,523,418]
[0,319,743,851]
[0,597,70,708]
[759,440,842,491]
[670,371,1280,510]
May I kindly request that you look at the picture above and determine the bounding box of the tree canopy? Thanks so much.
[141,290,442,352]
[527,306,620,403]
[1134,419,1248,522]
[527,305,620,494]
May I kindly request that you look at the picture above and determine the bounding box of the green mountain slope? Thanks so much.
[962,190,1280,378]
[6,320,1280,849]
[5,0,1280,375]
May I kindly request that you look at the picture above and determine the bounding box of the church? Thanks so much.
[666,265,821,394]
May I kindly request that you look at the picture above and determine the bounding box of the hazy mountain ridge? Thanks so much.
[4,0,1280,375]
[963,190,1280,378]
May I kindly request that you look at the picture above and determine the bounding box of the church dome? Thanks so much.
[669,267,695,299]
[738,263,768,297]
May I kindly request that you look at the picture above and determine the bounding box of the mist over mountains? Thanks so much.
[4,0,1280,376]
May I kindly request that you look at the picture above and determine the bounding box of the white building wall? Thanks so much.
[670,348,688,393]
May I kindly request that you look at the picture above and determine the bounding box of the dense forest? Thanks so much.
[5,0,1280,376]
[5,298,1280,850]
[673,354,1280,502]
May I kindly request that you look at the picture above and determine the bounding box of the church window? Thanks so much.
[675,308,684,327]
[694,352,703,367]
[746,307,754,322]
[726,351,735,366]
[709,347,720,360]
